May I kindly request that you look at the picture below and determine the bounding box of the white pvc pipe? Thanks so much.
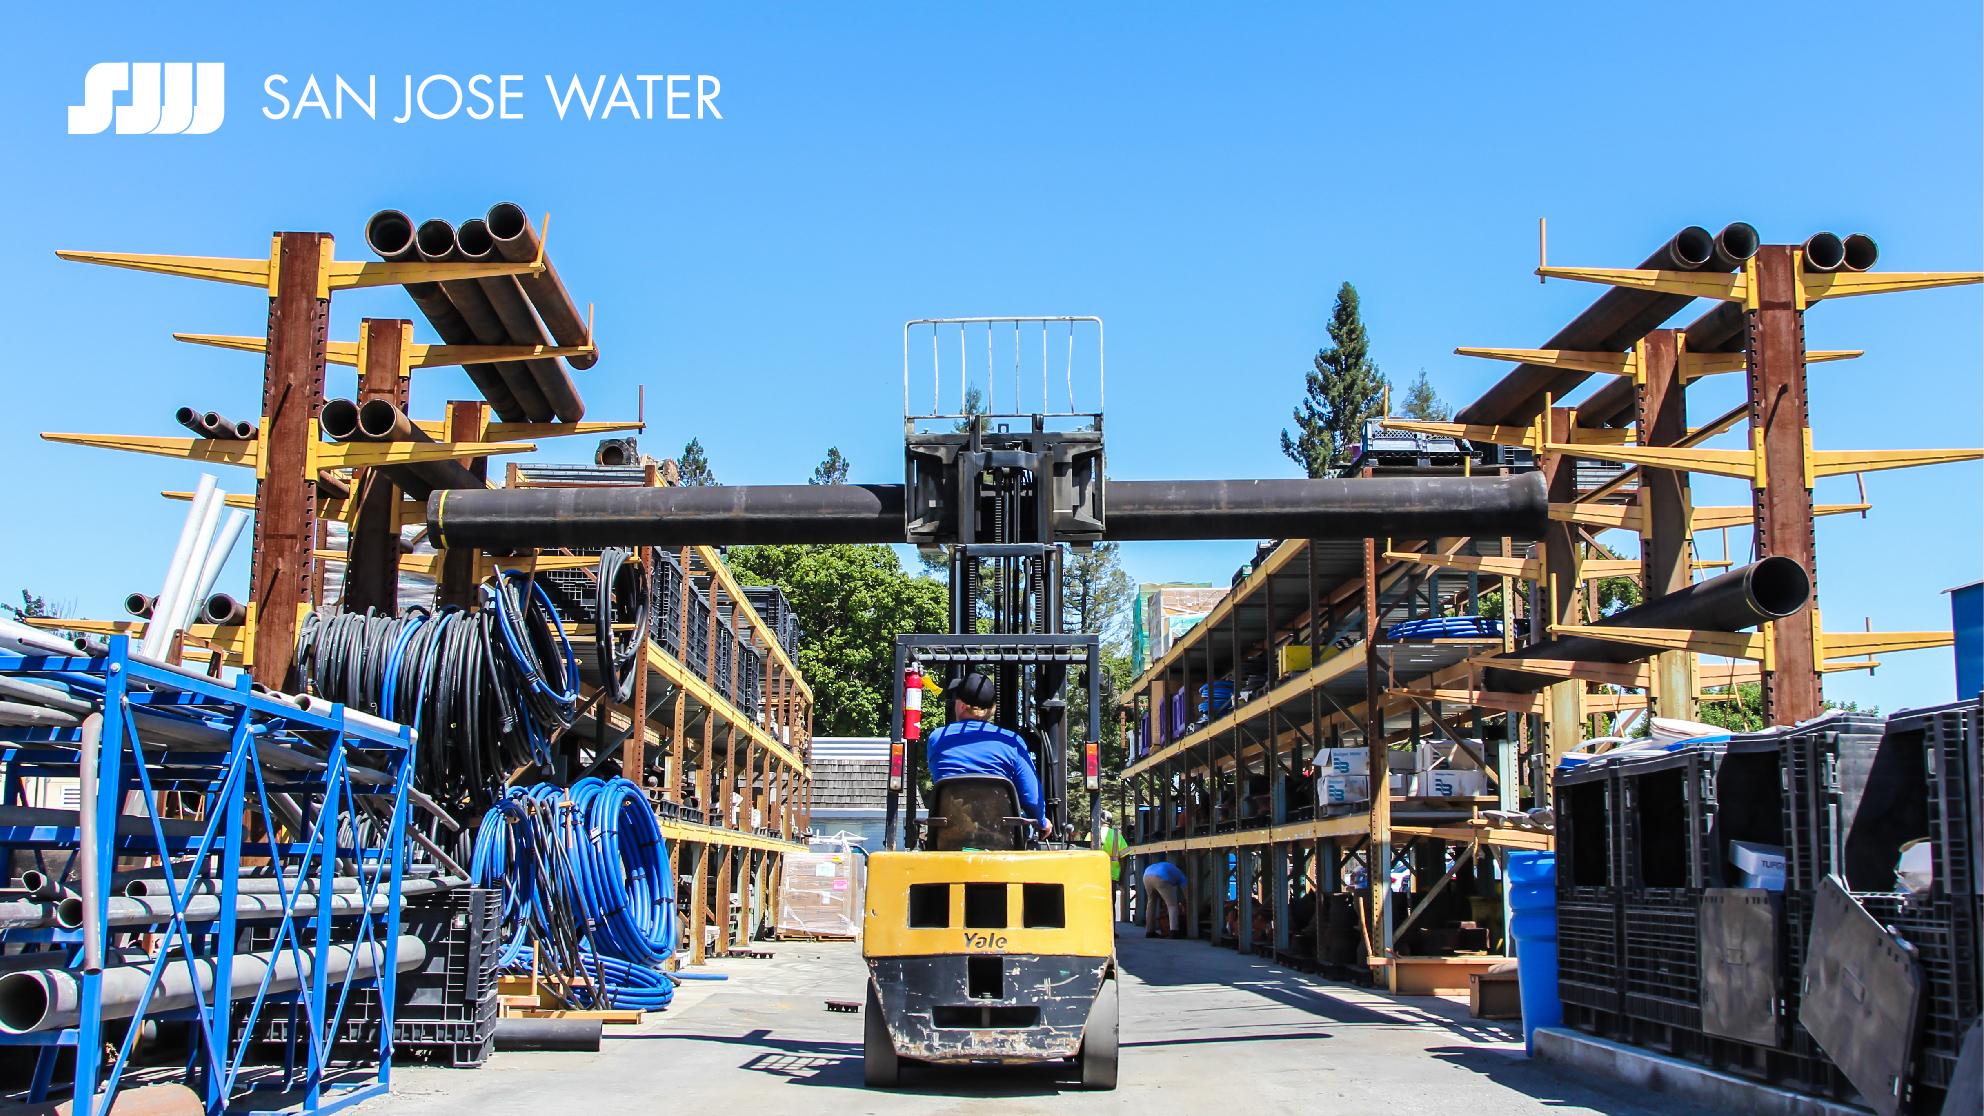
[183,508,249,629]
[143,475,218,658]
[168,491,227,635]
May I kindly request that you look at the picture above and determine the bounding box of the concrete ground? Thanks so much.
[369,929,1710,1115]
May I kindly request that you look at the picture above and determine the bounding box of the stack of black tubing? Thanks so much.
[297,571,579,807]
[591,548,647,705]
[470,779,677,1010]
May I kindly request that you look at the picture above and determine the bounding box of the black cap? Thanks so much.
[952,672,997,707]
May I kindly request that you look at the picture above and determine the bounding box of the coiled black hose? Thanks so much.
[296,582,578,811]
[595,548,648,705]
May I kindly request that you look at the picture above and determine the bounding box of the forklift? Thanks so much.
[862,319,1117,1089]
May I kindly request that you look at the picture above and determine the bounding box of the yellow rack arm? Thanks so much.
[1452,347,1636,377]
[163,490,258,510]
[1549,622,1772,667]
[410,419,645,443]
[1680,349,1861,383]
[314,550,598,578]
[1820,631,1955,657]
[315,440,536,470]
[1546,443,1762,483]
[1535,265,1749,303]
[31,617,248,655]
[1800,270,1984,303]
[1463,655,1651,689]
[45,433,256,468]
[55,250,274,288]
[1381,417,1542,452]
[1808,447,1984,479]
[176,333,599,370]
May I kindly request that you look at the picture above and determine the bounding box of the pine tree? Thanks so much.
[810,447,850,485]
[1281,282,1389,477]
[678,438,717,486]
[1400,369,1451,421]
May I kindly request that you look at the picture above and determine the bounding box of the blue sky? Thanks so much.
[1,3,1978,713]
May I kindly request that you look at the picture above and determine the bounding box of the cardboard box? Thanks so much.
[1729,840,1788,891]
[1415,769,1487,798]
[1389,742,1435,774]
[1318,775,1370,805]
[1315,748,1370,775]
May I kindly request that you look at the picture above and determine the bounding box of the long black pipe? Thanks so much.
[494,1017,602,1052]
[1455,223,1754,428]
[364,210,524,422]
[1480,556,1810,693]
[427,473,1547,550]
[456,218,584,423]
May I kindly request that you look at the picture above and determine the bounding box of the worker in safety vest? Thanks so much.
[1143,859,1187,938]
[925,672,1052,836]
[1099,812,1130,920]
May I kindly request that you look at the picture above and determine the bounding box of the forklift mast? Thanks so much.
[885,318,1108,852]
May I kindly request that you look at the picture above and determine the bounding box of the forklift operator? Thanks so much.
[925,672,1053,837]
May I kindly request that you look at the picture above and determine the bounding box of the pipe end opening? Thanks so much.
[486,202,528,242]
[364,210,416,258]
[1670,226,1715,268]
[1842,233,1879,272]
[1718,222,1760,262]
[1749,555,1813,618]
[1803,232,1845,272]
[0,972,53,1035]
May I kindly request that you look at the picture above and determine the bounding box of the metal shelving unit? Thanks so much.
[0,636,414,1115]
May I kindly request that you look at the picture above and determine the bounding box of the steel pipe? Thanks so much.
[184,510,248,631]
[364,210,523,421]
[417,219,553,422]
[198,412,253,441]
[173,407,206,438]
[123,593,156,620]
[1454,224,1748,427]
[1802,231,1845,273]
[68,875,463,929]
[0,935,425,1035]
[428,473,1548,549]
[19,871,67,903]
[121,872,360,898]
[321,398,481,499]
[0,703,83,729]
[1480,556,1811,692]
[1841,233,1879,272]
[77,712,103,972]
[494,1016,603,1051]
[457,218,584,423]
[200,595,246,627]
[0,901,57,932]
[486,202,598,370]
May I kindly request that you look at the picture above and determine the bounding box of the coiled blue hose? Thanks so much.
[471,779,677,1009]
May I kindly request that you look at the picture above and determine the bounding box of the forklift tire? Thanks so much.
[1078,975,1119,1090]
[864,982,900,1088]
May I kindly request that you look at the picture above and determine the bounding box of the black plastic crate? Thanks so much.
[1854,892,1975,1101]
[684,589,711,677]
[1555,762,1622,890]
[1617,747,1720,890]
[541,549,605,628]
[1621,889,1704,1030]
[400,888,502,1017]
[1770,711,1898,894]
[1886,699,1980,902]
[1558,891,1624,1014]
[651,552,687,657]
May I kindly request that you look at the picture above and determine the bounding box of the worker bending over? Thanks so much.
[1142,859,1187,938]
[925,672,1052,836]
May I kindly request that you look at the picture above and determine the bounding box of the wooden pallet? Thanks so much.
[496,973,645,1024]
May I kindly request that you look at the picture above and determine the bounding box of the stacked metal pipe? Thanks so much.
[1576,231,1880,428]
[365,203,592,423]
[319,397,481,499]
[1455,222,1761,428]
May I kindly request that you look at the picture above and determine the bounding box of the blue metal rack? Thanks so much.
[0,636,414,1115]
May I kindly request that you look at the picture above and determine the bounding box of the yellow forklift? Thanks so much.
[861,343,1118,1089]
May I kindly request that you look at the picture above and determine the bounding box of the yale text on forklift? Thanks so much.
[261,73,723,122]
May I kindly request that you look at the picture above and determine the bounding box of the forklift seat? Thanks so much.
[926,776,1029,851]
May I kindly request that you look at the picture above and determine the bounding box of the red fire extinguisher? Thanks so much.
[903,666,924,741]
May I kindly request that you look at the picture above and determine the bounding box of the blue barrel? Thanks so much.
[1505,851,1560,1053]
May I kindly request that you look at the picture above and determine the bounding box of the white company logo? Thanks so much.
[68,63,225,135]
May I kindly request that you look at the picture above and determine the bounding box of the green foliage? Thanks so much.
[1596,575,1643,617]
[1696,683,1877,733]
[1282,282,1389,478]
[677,438,717,486]
[953,386,985,433]
[1399,369,1451,422]
[810,447,850,486]
[1062,542,1134,648]
[723,544,948,736]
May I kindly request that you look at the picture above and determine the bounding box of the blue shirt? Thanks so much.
[925,719,1048,828]
[1143,861,1186,889]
